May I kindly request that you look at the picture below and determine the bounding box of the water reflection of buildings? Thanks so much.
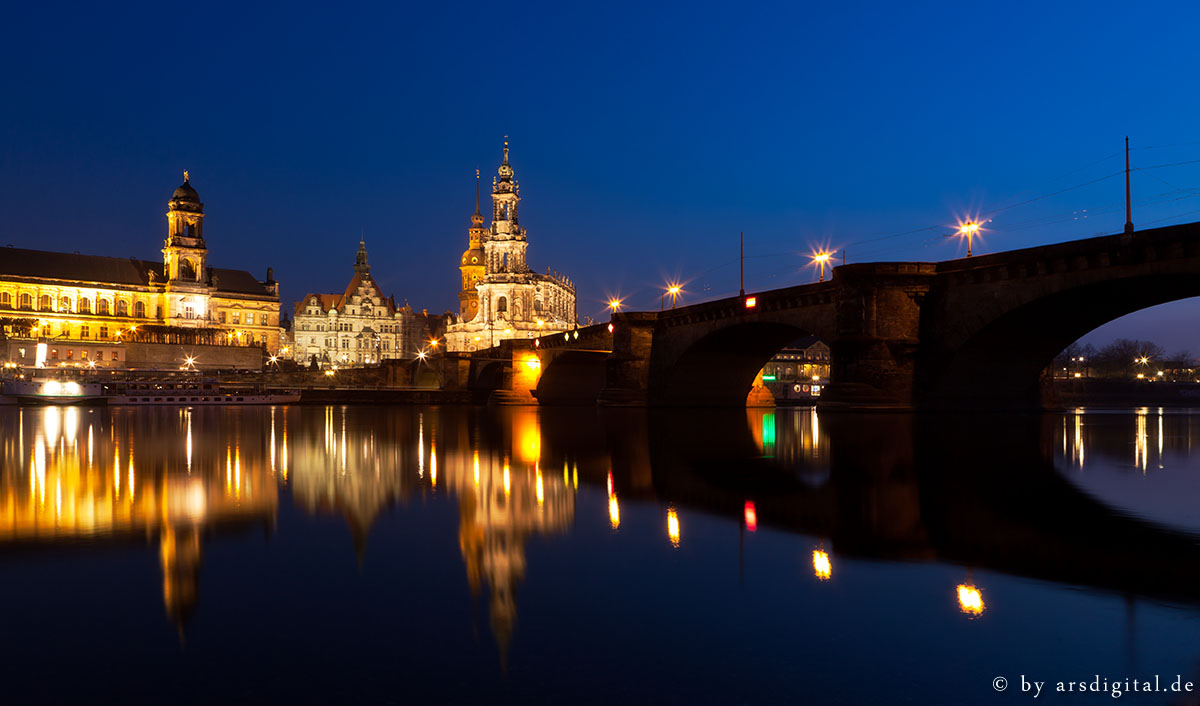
[0,407,278,630]
[446,410,574,656]
[286,406,417,559]
[283,406,574,656]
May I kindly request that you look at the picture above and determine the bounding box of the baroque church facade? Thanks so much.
[0,173,280,366]
[291,241,426,366]
[445,142,576,352]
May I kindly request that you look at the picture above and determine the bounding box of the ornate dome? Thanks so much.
[497,139,514,180]
[169,172,203,212]
[461,246,484,266]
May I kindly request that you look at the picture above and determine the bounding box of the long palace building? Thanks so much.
[0,173,280,367]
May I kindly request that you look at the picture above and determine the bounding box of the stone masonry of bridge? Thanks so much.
[463,222,1200,410]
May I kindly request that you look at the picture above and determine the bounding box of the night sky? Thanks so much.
[4,1,1200,351]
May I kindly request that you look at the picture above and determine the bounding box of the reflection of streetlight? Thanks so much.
[811,251,832,281]
[957,584,984,615]
[957,221,981,257]
[812,549,832,580]
[667,507,680,547]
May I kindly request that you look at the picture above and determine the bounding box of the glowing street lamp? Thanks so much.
[957,221,981,257]
[428,337,439,349]
[661,284,682,311]
[608,297,623,313]
[812,251,832,282]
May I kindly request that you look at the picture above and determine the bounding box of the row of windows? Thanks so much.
[0,293,152,317]
[298,321,399,333]
[304,307,391,318]
[217,311,270,325]
[12,346,120,361]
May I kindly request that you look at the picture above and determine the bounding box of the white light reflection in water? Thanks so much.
[1135,408,1149,473]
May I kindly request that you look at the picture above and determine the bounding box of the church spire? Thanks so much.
[474,169,482,221]
[354,238,370,273]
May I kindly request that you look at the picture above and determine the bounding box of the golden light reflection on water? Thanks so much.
[667,507,681,547]
[0,405,857,659]
[957,584,984,615]
[813,549,832,580]
[0,407,278,629]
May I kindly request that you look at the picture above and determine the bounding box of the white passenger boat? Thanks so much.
[103,379,300,406]
[1,378,107,405]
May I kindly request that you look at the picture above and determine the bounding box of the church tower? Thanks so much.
[354,239,370,274]
[458,171,486,319]
[163,171,208,284]
[485,139,528,275]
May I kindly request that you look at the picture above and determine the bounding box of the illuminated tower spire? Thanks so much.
[459,171,487,319]
[486,137,527,274]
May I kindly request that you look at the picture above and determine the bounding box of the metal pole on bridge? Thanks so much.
[1125,136,1135,235]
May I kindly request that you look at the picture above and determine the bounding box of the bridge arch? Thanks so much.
[649,321,823,407]
[919,271,1200,409]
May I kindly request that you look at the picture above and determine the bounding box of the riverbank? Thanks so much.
[1051,379,1200,408]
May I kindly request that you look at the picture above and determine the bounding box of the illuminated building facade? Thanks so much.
[291,241,425,365]
[762,336,831,382]
[445,141,577,352]
[0,173,281,365]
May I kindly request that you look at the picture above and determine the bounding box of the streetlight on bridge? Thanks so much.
[608,297,623,314]
[811,251,833,282]
[957,221,982,257]
[661,284,682,311]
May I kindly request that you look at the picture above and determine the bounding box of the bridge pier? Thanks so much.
[597,312,658,407]
[819,264,934,411]
[485,340,541,406]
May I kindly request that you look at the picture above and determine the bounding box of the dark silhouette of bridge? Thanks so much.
[457,221,1200,410]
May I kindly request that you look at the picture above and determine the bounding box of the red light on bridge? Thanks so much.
[534,339,540,347]
[744,296,757,309]
[744,501,757,531]
[608,323,614,333]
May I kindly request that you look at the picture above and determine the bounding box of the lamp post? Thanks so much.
[608,298,623,314]
[812,251,832,282]
[662,285,682,310]
[958,221,981,257]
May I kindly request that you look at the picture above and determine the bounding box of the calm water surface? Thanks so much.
[3,404,1200,704]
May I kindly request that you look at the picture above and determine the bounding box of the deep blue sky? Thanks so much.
[3,1,1200,351]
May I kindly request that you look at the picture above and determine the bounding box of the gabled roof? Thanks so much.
[296,272,398,316]
[0,246,275,297]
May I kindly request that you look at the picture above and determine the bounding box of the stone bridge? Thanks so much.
[460,222,1200,410]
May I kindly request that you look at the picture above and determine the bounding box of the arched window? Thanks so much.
[133,301,145,318]
[180,259,196,281]
[60,296,72,312]
[98,299,110,315]
[0,292,10,308]
[116,300,128,317]
[38,295,51,311]
[497,296,508,314]
[79,297,91,314]
[19,293,32,310]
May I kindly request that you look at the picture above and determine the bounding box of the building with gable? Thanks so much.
[291,241,426,366]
